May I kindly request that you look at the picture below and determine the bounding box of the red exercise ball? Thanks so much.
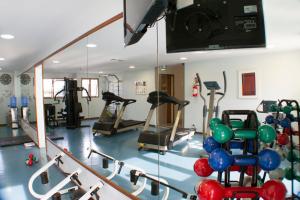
[277,133,289,145]
[283,128,292,135]
[197,179,224,200]
[245,166,261,176]
[261,180,287,200]
[194,158,214,177]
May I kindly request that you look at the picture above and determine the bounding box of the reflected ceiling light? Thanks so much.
[1,34,15,40]
[0,67,2,70]
[86,43,97,48]
[161,66,167,71]
[98,71,104,74]
[0,57,5,61]
[129,65,135,69]
[180,57,188,60]
[193,51,208,54]
[52,60,60,64]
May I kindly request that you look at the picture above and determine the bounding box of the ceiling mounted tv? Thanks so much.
[123,0,168,46]
[166,0,266,53]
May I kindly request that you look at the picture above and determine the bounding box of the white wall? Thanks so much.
[0,72,14,124]
[119,68,157,124]
[184,50,300,130]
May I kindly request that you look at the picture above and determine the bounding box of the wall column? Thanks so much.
[34,64,46,148]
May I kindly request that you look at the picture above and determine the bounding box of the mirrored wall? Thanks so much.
[42,15,163,199]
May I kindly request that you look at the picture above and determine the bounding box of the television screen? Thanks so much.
[124,0,168,46]
[166,0,266,53]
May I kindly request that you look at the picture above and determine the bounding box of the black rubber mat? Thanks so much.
[0,135,64,147]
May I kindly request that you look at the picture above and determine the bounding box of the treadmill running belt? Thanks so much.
[138,130,171,146]
[0,135,64,147]
[119,120,144,128]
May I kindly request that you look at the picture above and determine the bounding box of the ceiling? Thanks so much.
[1,0,300,74]
[0,0,122,72]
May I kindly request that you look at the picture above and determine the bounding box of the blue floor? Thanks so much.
[0,122,299,199]
[47,120,203,199]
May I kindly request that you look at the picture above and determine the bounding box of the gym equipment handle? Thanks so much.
[28,153,82,200]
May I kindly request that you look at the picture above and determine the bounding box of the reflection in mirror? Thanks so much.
[43,37,92,159]
[85,18,162,199]
[0,66,37,147]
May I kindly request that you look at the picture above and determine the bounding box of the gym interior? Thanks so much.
[0,1,300,200]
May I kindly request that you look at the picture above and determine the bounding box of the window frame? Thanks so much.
[43,78,65,99]
[81,78,99,98]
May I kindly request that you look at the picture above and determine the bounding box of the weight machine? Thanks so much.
[54,78,91,129]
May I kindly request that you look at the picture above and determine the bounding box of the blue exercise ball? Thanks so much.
[265,115,274,124]
[258,149,281,171]
[280,118,291,128]
[208,148,233,172]
[203,137,221,153]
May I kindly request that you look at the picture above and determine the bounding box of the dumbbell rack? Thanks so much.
[276,99,300,200]
[221,110,260,188]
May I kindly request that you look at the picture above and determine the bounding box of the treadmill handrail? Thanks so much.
[124,99,137,105]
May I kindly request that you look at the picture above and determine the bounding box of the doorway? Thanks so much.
[156,63,185,128]
[159,74,174,126]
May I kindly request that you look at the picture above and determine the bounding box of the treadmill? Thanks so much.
[92,92,145,135]
[138,91,195,154]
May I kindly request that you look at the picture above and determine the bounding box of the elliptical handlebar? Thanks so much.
[217,71,227,103]
[215,71,226,118]
[196,73,206,105]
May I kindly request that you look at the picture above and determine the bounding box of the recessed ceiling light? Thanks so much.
[98,71,104,74]
[129,65,135,69]
[86,43,97,48]
[52,60,60,64]
[180,57,188,60]
[1,34,15,40]
[0,58,5,61]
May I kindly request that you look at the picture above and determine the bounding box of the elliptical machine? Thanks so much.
[54,78,91,129]
[196,71,227,137]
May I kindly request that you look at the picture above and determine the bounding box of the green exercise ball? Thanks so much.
[285,168,293,180]
[287,150,300,163]
[212,124,233,144]
[258,125,276,143]
[270,104,278,112]
[283,105,293,114]
[209,118,222,131]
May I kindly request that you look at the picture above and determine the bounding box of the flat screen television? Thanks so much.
[166,0,266,53]
[123,0,168,46]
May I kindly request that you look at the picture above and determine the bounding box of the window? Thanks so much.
[43,78,65,98]
[81,78,99,98]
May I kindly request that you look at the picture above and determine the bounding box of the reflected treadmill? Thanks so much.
[138,91,195,153]
[92,92,145,135]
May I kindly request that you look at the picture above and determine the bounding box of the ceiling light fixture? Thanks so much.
[1,34,15,40]
[86,43,97,48]
[180,57,188,60]
[129,65,135,69]
[0,58,5,61]
[52,60,60,64]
